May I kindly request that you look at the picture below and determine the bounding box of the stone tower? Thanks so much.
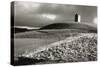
[75,13,81,23]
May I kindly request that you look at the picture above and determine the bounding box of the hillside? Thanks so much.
[14,22,97,38]
[14,33,97,65]
[40,23,97,32]
[14,29,96,39]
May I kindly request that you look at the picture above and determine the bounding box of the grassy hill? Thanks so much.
[13,23,97,65]
[40,23,97,33]
[14,22,97,38]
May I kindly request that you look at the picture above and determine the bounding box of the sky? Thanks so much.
[12,1,97,27]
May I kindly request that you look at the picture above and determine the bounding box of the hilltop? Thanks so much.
[40,23,97,33]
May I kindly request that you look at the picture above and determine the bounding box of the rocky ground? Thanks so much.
[14,33,97,65]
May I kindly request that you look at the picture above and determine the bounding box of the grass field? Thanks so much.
[14,38,58,56]
[14,29,85,56]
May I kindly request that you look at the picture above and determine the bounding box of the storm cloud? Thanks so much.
[12,1,97,27]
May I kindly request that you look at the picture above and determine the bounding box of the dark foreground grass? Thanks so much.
[14,33,97,65]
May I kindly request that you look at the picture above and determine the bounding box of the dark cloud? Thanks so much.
[13,1,97,27]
